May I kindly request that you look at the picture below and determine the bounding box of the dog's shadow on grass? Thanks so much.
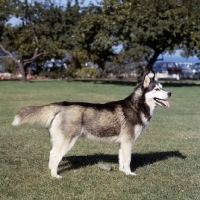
[58,150,186,175]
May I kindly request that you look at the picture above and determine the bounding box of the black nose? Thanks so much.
[168,92,172,97]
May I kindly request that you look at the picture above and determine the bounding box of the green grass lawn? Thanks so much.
[0,79,200,200]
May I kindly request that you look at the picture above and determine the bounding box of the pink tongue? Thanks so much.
[160,100,170,108]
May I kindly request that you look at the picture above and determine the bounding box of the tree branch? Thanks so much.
[23,49,49,63]
[0,44,19,64]
[0,44,49,65]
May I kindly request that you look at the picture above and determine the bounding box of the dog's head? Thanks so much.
[142,73,171,108]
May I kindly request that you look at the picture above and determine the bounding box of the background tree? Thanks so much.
[0,0,17,51]
[0,0,13,38]
[0,0,48,81]
[1,0,200,81]
[180,46,195,60]
[0,0,78,81]
[0,56,16,73]
[86,0,200,79]
[72,3,119,70]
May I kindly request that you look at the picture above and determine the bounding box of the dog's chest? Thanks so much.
[134,124,146,142]
[140,112,151,126]
[141,102,156,124]
[134,110,155,139]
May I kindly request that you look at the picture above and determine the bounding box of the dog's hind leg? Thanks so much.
[48,114,81,178]
[49,130,79,178]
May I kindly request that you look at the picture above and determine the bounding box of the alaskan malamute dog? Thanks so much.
[12,73,171,178]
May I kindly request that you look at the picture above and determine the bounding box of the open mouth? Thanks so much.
[154,98,170,108]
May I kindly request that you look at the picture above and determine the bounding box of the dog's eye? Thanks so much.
[155,88,160,91]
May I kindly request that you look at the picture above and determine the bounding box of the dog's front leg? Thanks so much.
[119,140,136,176]
[118,143,124,172]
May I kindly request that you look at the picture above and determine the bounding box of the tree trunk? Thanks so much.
[18,62,27,82]
[146,50,161,71]
[0,44,48,82]
[0,44,28,82]
[137,50,161,83]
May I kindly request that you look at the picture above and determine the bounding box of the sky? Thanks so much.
[158,50,200,64]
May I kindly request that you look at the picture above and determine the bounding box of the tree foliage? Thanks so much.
[0,56,15,73]
[72,4,118,69]
[0,0,76,81]
[0,0,200,81]
[95,0,200,75]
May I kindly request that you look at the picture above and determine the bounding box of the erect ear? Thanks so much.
[147,70,157,80]
[143,75,151,88]
[148,71,154,79]
[154,73,158,81]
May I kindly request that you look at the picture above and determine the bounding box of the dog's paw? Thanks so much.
[119,167,137,176]
[126,171,137,176]
[52,174,62,179]
[124,170,137,176]
[119,167,125,172]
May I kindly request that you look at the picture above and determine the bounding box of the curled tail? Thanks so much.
[12,104,60,127]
